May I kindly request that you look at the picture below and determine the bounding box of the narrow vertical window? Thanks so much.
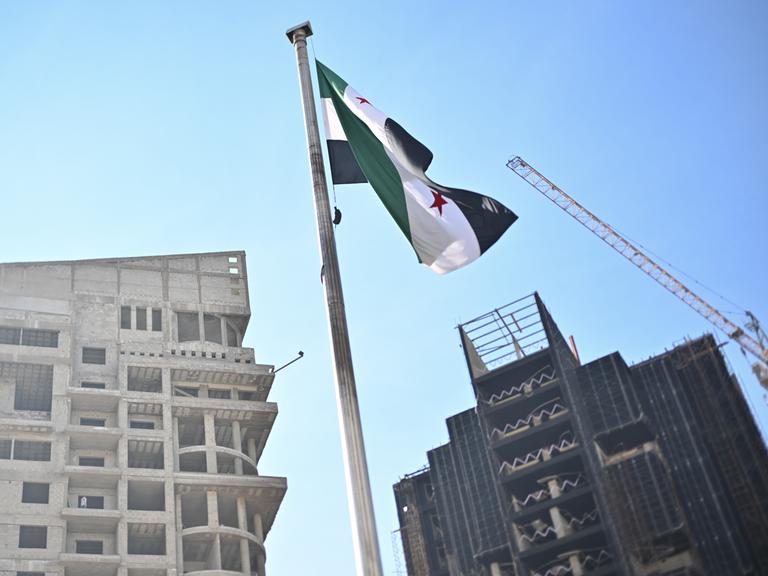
[203,314,222,344]
[152,309,162,332]
[136,307,147,331]
[121,306,132,329]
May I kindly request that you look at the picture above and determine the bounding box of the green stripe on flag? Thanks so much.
[316,61,414,251]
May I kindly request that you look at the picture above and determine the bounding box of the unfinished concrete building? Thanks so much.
[0,251,286,576]
[394,293,768,576]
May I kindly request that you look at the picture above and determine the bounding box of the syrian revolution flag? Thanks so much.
[317,60,517,275]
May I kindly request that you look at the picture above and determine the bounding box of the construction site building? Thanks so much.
[0,251,286,576]
[394,293,768,576]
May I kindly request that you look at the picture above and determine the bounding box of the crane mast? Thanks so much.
[506,156,768,376]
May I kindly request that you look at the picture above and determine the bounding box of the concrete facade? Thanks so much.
[0,251,286,576]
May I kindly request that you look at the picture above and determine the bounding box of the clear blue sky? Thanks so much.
[1,1,766,574]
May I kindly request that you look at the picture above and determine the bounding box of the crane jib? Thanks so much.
[505,156,768,374]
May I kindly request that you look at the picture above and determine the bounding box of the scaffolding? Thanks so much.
[670,336,768,573]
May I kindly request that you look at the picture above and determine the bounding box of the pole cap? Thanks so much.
[286,21,313,42]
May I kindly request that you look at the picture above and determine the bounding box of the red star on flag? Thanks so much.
[429,190,448,216]
[356,96,371,105]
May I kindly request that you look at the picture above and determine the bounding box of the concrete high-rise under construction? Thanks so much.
[394,293,768,576]
[0,251,286,576]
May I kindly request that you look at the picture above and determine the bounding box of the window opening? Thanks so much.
[0,439,11,459]
[13,441,51,461]
[22,482,50,504]
[77,495,104,509]
[21,329,58,348]
[152,309,162,332]
[81,381,106,389]
[79,456,105,467]
[177,312,200,342]
[76,540,103,554]
[121,306,132,329]
[82,347,106,365]
[203,314,222,344]
[127,367,162,393]
[136,307,147,331]
[80,418,106,427]
[130,420,155,430]
[19,526,47,548]
[0,327,21,345]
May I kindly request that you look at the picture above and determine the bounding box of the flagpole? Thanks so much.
[286,21,384,576]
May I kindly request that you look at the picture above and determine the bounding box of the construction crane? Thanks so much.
[506,156,768,387]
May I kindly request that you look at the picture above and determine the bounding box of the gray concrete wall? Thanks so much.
[0,252,286,576]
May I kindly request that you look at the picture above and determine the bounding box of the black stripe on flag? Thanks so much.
[383,118,517,254]
[327,140,367,185]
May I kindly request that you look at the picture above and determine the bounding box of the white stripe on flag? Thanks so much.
[321,98,347,141]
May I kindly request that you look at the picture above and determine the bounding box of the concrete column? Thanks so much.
[204,413,217,473]
[237,496,252,575]
[545,478,570,538]
[162,367,172,397]
[211,534,222,571]
[253,513,266,576]
[118,399,128,429]
[490,563,503,576]
[175,493,184,572]
[207,490,219,527]
[548,505,570,538]
[173,416,180,471]
[512,523,529,552]
[232,420,243,475]
[117,518,128,559]
[568,553,584,576]
[248,438,258,471]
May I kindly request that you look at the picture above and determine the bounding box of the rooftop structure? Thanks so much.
[395,293,768,576]
[0,251,286,576]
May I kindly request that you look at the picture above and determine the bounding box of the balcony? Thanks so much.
[64,462,121,488]
[60,552,120,576]
[67,424,121,450]
[61,502,121,531]
[68,386,121,411]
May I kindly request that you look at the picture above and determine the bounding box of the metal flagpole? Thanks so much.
[286,21,384,576]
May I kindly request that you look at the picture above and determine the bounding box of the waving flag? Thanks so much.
[317,61,517,275]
